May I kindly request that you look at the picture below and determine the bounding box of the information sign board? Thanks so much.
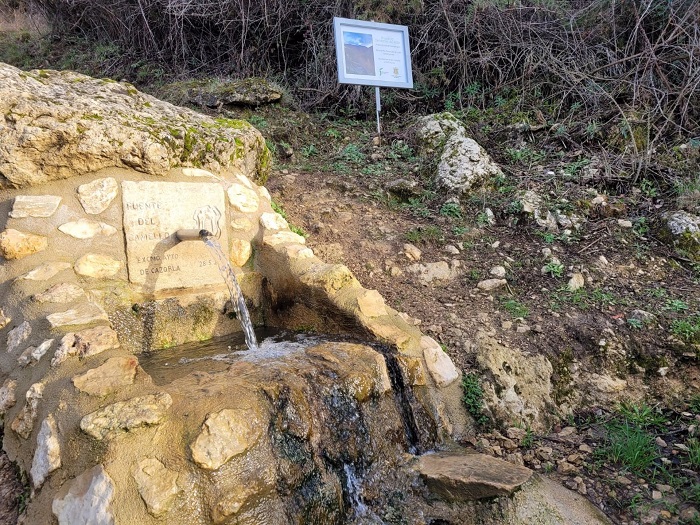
[334,17,413,89]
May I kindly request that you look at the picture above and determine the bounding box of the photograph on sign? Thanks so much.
[334,17,413,89]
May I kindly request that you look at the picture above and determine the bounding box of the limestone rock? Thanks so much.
[421,337,459,388]
[11,382,44,439]
[357,289,388,318]
[490,266,507,278]
[52,465,115,525]
[0,379,17,417]
[477,278,507,291]
[259,212,288,231]
[51,333,78,367]
[72,357,138,396]
[132,457,181,517]
[230,238,252,267]
[33,283,85,303]
[77,178,119,214]
[58,219,117,239]
[190,408,265,470]
[231,217,255,231]
[187,77,282,107]
[20,262,72,281]
[74,254,121,278]
[407,261,458,284]
[30,415,61,488]
[9,195,62,218]
[661,210,700,261]
[0,229,47,259]
[46,303,109,329]
[416,451,532,501]
[74,326,120,358]
[17,338,53,367]
[80,392,172,440]
[0,309,9,330]
[264,231,306,246]
[511,474,612,524]
[7,321,31,353]
[567,273,585,292]
[227,183,259,213]
[417,113,503,195]
[182,167,215,178]
[0,64,267,187]
[403,243,422,261]
[475,332,557,431]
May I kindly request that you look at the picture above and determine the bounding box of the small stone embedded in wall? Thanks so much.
[0,309,9,330]
[11,382,44,439]
[231,217,255,231]
[46,303,110,329]
[0,228,48,260]
[33,283,85,303]
[182,167,215,178]
[421,336,460,388]
[30,415,61,488]
[7,321,32,353]
[77,177,118,214]
[264,231,306,246]
[74,254,122,278]
[20,262,72,281]
[227,183,259,213]
[17,339,54,367]
[9,195,62,218]
[80,393,172,440]
[72,357,138,396]
[52,465,115,525]
[190,408,264,470]
[74,326,120,358]
[357,289,388,318]
[0,379,18,417]
[259,212,288,231]
[58,219,117,239]
[51,333,77,368]
[230,238,252,267]
[132,457,181,517]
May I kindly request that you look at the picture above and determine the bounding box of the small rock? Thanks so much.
[516,325,530,334]
[477,279,507,292]
[30,415,61,488]
[616,475,632,485]
[80,393,172,440]
[0,229,47,260]
[655,436,668,448]
[403,243,422,261]
[7,321,32,353]
[421,336,459,388]
[77,177,118,214]
[501,321,513,330]
[490,266,507,278]
[578,444,593,454]
[132,457,181,517]
[444,244,460,255]
[617,219,633,228]
[52,465,115,525]
[567,273,585,292]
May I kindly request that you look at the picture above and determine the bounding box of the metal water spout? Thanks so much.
[175,229,212,242]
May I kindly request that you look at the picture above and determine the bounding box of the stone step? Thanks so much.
[416,450,533,501]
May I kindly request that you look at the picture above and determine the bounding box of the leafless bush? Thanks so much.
[30,0,700,148]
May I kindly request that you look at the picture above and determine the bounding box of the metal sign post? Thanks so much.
[375,87,381,137]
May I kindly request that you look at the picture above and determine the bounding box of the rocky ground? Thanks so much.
[249,103,700,524]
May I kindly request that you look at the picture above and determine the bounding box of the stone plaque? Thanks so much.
[122,181,228,290]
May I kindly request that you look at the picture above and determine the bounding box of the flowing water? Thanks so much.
[202,234,258,350]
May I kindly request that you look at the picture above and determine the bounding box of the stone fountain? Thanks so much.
[0,63,610,524]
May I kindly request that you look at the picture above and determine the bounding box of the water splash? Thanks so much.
[201,234,258,350]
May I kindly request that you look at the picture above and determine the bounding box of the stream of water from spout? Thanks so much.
[201,235,258,351]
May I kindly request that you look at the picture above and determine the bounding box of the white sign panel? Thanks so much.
[334,17,413,89]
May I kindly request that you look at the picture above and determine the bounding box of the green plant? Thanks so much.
[462,373,489,426]
[405,226,443,244]
[544,261,564,278]
[563,157,590,177]
[505,146,546,167]
[633,217,650,236]
[339,143,365,163]
[670,316,700,343]
[247,114,268,128]
[687,439,700,468]
[440,202,462,219]
[522,427,535,448]
[500,297,529,318]
[601,420,658,474]
[301,144,318,157]
[467,269,481,280]
[325,128,342,139]
[618,402,667,429]
[639,178,659,197]
[664,299,689,312]
[476,211,490,226]
[689,394,700,414]
[403,197,431,218]
[627,318,643,329]
[452,225,469,236]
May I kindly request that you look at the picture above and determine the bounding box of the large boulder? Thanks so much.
[0,63,270,188]
[416,112,503,195]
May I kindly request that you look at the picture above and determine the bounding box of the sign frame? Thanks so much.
[333,17,413,89]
